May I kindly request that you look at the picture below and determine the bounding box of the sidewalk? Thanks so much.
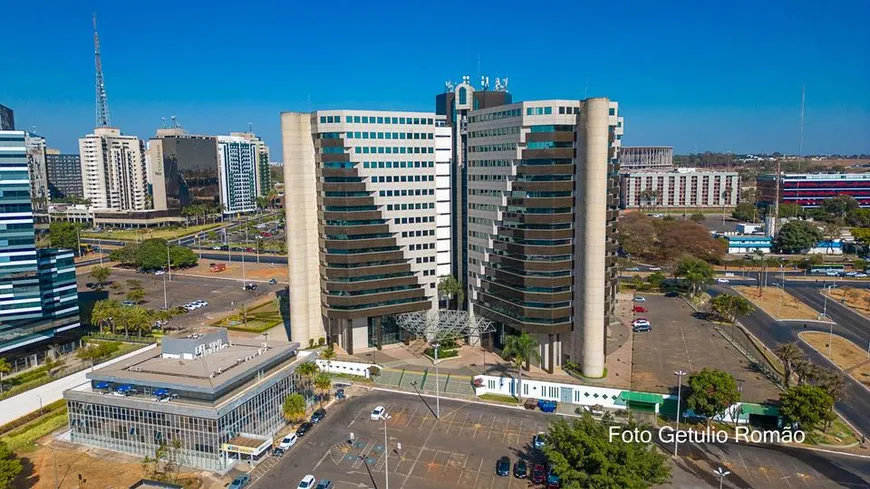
[0,343,157,425]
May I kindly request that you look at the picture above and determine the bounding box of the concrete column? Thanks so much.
[574,98,610,378]
[282,113,321,346]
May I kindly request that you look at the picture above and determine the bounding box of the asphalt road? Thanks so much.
[710,284,870,438]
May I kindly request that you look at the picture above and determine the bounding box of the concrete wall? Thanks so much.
[314,359,381,379]
[282,113,322,346]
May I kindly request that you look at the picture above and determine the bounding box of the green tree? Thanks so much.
[852,227,870,246]
[775,221,823,253]
[686,368,741,427]
[90,299,120,333]
[437,275,464,310]
[168,244,197,268]
[296,361,318,395]
[853,259,867,272]
[543,415,670,489]
[282,393,307,422]
[689,213,706,223]
[109,244,138,264]
[647,271,666,288]
[126,279,142,289]
[76,344,103,368]
[90,266,112,287]
[732,202,757,222]
[710,293,755,323]
[779,203,804,219]
[0,358,11,394]
[313,372,332,408]
[126,288,146,304]
[674,257,714,297]
[774,342,803,388]
[779,384,834,431]
[821,195,859,220]
[320,346,337,371]
[0,440,23,489]
[502,333,541,400]
[48,221,80,253]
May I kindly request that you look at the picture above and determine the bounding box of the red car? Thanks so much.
[633,305,648,313]
[531,464,547,485]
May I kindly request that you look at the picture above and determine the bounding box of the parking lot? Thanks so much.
[253,390,870,489]
[77,268,284,329]
[630,294,780,403]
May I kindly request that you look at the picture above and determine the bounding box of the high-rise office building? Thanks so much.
[0,104,13,130]
[466,99,623,376]
[0,131,82,366]
[435,78,512,307]
[230,132,273,197]
[217,136,259,214]
[24,133,50,214]
[282,110,448,353]
[147,128,220,211]
[45,150,84,200]
[618,146,673,172]
[79,127,148,211]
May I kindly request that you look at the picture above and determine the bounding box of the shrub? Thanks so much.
[317,337,325,346]
[308,338,315,348]
[368,366,381,377]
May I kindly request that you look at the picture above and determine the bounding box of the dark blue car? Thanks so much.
[496,456,510,476]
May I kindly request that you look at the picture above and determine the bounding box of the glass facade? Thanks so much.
[67,365,305,471]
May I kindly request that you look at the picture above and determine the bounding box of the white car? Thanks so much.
[855,273,868,278]
[632,319,651,327]
[648,267,662,271]
[716,278,730,283]
[633,296,646,303]
[370,406,386,421]
[154,270,166,276]
[278,433,298,450]
[297,475,316,489]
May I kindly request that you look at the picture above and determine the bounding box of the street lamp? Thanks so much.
[432,342,441,419]
[377,412,392,489]
[673,369,686,457]
[714,467,730,489]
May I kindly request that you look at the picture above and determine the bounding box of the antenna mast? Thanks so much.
[798,84,805,166]
[93,13,111,127]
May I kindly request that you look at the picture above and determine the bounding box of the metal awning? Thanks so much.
[94,381,110,389]
[619,392,664,404]
[742,403,779,416]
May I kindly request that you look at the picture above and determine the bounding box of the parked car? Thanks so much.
[633,324,652,332]
[245,283,259,291]
[297,475,316,489]
[533,432,546,450]
[271,447,285,457]
[310,408,326,424]
[269,278,278,284]
[716,278,730,283]
[314,480,333,489]
[514,460,528,479]
[85,282,96,289]
[633,296,646,303]
[278,433,298,449]
[154,270,166,276]
[335,388,346,400]
[122,300,135,307]
[665,290,680,297]
[228,475,250,489]
[626,266,641,272]
[632,305,648,313]
[648,266,662,271]
[531,464,547,484]
[547,471,562,489]
[296,422,313,437]
[371,406,386,420]
[632,318,650,327]
[496,456,510,477]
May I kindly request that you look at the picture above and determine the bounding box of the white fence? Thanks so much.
[315,359,379,379]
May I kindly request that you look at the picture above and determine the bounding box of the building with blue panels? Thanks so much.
[721,235,773,254]
[0,131,82,369]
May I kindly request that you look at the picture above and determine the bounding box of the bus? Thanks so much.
[810,264,845,275]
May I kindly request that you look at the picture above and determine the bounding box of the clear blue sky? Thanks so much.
[2,0,868,156]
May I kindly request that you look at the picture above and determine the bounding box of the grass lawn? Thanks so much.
[0,402,68,453]
[82,222,223,242]
[479,393,520,404]
[733,286,819,320]
[799,331,870,388]
[804,417,860,446]
[214,300,284,333]
[825,287,870,315]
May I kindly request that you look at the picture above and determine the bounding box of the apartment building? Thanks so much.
[465,99,623,377]
[230,132,273,197]
[79,127,148,211]
[620,168,740,208]
[217,136,259,214]
[46,151,83,200]
[24,133,49,215]
[282,110,449,353]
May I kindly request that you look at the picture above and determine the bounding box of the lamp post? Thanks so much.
[165,242,172,282]
[162,269,168,310]
[673,369,686,456]
[241,228,248,290]
[378,412,392,489]
[432,342,441,419]
[714,467,730,489]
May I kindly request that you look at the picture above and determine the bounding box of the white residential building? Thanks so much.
[78,127,148,211]
[217,136,258,215]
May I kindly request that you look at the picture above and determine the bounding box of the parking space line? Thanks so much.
[487,415,497,440]
[737,451,753,483]
[791,462,811,487]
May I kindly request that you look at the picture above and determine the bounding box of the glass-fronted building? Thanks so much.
[0,131,82,367]
[46,152,84,200]
[64,331,307,471]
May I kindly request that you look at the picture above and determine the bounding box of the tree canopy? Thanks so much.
[48,221,80,252]
[779,384,834,431]
[618,213,726,265]
[710,293,755,323]
[731,202,758,222]
[674,257,714,297]
[502,333,540,399]
[775,221,823,253]
[0,440,22,489]
[110,238,198,270]
[543,415,671,489]
[282,393,307,422]
[686,368,741,426]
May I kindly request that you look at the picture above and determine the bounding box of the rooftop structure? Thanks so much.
[618,146,673,172]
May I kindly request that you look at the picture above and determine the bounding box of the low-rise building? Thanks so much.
[721,235,773,254]
[64,330,307,471]
[620,168,740,209]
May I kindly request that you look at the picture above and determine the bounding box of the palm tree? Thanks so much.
[502,333,541,400]
[313,372,332,408]
[321,346,337,372]
[793,358,815,385]
[774,342,803,388]
[0,357,11,393]
[91,299,120,334]
[437,275,464,310]
[296,361,319,396]
[674,257,714,297]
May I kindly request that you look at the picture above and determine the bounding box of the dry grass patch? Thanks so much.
[825,287,870,315]
[800,332,870,388]
[732,286,820,320]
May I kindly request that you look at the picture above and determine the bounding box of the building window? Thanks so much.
[458,87,467,105]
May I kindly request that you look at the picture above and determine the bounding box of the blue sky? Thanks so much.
[2,0,868,156]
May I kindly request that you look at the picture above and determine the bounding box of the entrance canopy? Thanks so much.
[396,309,495,344]
[221,434,272,460]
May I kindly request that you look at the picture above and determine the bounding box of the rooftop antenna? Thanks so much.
[798,84,805,170]
[584,79,588,99]
[171,115,178,129]
[93,13,111,127]
[477,53,481,86]
[248,122,252,133]
[161,117,166,129]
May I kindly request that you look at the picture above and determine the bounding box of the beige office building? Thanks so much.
[282,110,450,353]
[466,99,623,377]
[79,127,148,211]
